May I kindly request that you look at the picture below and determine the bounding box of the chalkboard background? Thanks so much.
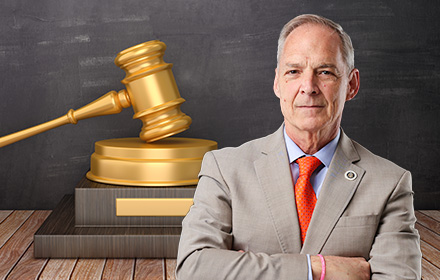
[0,0,439,210]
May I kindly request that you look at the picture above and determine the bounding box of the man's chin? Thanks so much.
[287,124,324,135]
[291,119,326,132]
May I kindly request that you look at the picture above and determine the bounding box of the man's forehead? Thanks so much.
[280,24,345,69]
[281,53,344,68]
[284,25,341,51]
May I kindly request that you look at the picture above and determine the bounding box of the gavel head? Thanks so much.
[114,40,192,142]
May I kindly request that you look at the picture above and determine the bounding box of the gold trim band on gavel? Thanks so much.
[0,40,192,148]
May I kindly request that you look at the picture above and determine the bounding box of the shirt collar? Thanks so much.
[283,125,340,167]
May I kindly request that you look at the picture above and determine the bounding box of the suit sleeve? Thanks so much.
[176,151,309,280]
[369,171,422,279]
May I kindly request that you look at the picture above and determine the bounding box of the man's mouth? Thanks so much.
[296,105,324,108]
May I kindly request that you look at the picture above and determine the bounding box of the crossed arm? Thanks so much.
[176,154,421,279]
[176,176,370,280]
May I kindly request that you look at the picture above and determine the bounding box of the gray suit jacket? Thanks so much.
[176,126,421,279]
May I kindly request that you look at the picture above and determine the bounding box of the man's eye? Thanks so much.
[287,70,298,74]
[321,70,333,75]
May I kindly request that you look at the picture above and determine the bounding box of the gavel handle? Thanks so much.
[0,90,131,148]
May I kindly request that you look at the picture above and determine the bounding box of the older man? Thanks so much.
[176,14,421,279]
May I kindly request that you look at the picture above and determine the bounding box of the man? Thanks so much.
[176,14,421,279]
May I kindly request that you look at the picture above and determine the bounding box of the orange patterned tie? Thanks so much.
[294,156,322,244]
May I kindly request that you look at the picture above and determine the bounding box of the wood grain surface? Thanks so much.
[0,210,438,279]
[70,259,106,280]
[0,211,50,280]
[5,244,48,280]
[134,259,164,280]
[39,258,77,280]
[102,259,135,280]
[0,212,12,224]
[416,211,440,280]
[0,211,33,249]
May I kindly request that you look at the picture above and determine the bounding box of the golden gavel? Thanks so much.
[0,40,192,148]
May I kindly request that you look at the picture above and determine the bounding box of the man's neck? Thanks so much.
[285,125,340,155]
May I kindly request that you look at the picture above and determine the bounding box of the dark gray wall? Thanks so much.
[0,0,438,210]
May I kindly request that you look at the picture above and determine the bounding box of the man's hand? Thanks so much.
[311,255,370,280]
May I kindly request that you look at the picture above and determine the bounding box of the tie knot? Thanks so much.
[296,156,322,177]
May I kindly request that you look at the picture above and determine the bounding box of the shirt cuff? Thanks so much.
[307,254,313,280]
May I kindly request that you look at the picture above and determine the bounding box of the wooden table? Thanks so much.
[0,210,439,279]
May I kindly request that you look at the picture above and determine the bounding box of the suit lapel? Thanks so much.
[254,126,302,254]
[301,131,365,254]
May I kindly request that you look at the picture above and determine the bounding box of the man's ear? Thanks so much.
[273,68,280,98]
[346,68,360,101]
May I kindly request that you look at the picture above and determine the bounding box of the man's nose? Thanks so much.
[299,72,319,95]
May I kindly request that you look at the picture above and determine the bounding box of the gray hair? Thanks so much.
[277,14,355,71]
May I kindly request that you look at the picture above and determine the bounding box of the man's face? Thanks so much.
[274,23,359,137]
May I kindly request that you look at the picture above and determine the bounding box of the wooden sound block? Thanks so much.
[34,195,182,258]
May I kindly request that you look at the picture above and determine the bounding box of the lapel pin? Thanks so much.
[344,170,357,181]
